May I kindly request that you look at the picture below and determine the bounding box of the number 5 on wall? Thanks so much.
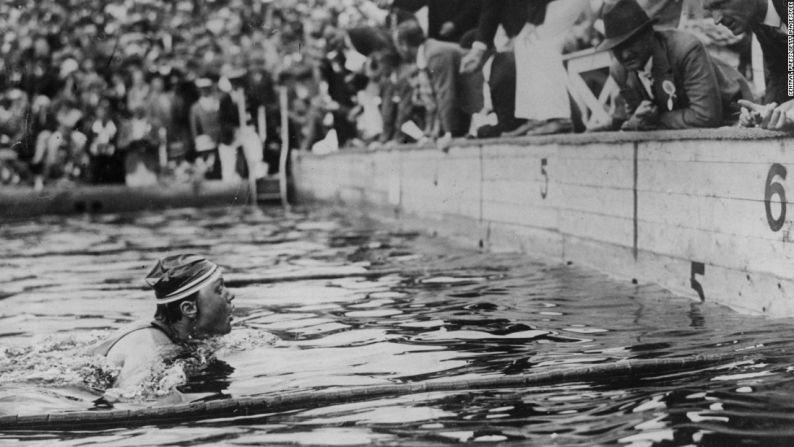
[690,261,705,302]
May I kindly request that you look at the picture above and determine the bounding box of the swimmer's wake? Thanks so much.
[1,353,746,430]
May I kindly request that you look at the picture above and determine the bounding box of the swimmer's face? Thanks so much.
[194,275,235,336]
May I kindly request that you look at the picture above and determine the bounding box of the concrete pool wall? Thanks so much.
[294,129,794,318]
[0,179,283,219]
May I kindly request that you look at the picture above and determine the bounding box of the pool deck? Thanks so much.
[294,128,794,318]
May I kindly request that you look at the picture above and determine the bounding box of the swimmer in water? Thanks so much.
[90,254,235,390]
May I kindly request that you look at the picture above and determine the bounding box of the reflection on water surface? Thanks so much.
[2,206,794,446]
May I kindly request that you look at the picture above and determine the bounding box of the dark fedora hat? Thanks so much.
[596,0,658,52]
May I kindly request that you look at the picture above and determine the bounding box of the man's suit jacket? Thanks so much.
[423,39,484,136]
[611,30,752,129]
[475,0,552,45]
[393,0,481,43]
[752,0,788,104]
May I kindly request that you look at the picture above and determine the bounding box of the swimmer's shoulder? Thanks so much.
[106,326,175,364]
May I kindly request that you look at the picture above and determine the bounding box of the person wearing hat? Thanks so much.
[90,254,235,389]
[596,0,752,131]
[701,0,792,130]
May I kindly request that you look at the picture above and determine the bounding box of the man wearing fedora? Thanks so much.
[702,0,792,130]
[597,0,752,130]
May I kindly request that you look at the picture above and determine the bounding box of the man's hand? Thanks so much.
[767,99,794,130]
[632,100,659,122]
[738,99,774,128]
[585,116,615,132]
[460,46,486,73]
[738,99,794,130]
[620,101,659,131]
[439,21,456,37]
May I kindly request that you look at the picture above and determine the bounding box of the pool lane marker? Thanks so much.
[0,353,747,430]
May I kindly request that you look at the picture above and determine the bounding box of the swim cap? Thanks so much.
[145,254,220,303]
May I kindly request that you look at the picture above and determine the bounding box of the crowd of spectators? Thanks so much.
[0,0,786,189]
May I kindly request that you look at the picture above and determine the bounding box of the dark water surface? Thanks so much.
[2,206,794,446]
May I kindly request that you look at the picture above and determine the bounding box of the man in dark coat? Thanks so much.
[378,0,481,43]
[473,50,528,137]
[460,0,551,73]
[598,0,752,130]
[703,0,791,129]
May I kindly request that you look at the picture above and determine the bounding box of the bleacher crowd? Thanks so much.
[0,0,789,188]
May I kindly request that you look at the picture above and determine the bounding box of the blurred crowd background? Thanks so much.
[0,0,753,188]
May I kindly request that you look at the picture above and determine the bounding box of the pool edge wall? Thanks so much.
[294,129,794,318]
[0,180,253,219]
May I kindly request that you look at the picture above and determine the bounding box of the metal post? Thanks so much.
[278,86,291,211]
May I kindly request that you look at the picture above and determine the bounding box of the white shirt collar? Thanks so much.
[639,56,653,77]
[416,43,427,70]
[763,0,783,28]
[637,56,655,99]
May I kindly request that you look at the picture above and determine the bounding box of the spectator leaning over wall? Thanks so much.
[461,0,588,136]
[594,0,752,131]
[702,0,792,129]
[394,19,483,139]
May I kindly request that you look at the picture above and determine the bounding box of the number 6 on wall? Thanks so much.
[765,163,787,232]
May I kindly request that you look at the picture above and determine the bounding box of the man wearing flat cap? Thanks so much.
[90,254,235,389]
[598,0,752,131]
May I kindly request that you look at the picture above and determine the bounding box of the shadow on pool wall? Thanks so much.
[0,178,286,219]
[294,129,794,319]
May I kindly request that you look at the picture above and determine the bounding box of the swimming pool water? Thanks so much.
[2,206,794,446]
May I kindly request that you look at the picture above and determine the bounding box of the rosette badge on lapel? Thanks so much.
[662,80,677,111]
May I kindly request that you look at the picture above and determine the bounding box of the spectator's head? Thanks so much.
[32,36,50,58]
[80,57,96,73]
[365,50,400,81]
[150,73,165,93]
[196,78,215,97]
[702,0,764,35]
[130,66,146,86]
[56,104,82,130]
[597,0,656,72]
[347,27,395,57]
[394,19,425,62]
[96,98,111,120]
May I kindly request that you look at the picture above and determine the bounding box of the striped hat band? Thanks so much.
[145,254,221,304]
